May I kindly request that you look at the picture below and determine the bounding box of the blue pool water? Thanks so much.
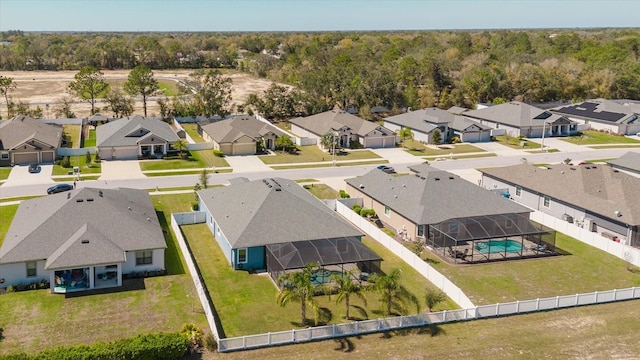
[475,240,522,254]
[310,269,343,286]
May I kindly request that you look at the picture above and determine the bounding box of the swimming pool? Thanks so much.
[311,269,343,286]
[475,240,522,254]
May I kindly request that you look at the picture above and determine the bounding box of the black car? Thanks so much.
[376,165,396,174]
[28,163,41,173]
[47,183,74,194]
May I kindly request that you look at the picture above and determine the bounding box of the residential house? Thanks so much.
[0,115,63,165]
[198,177,381,280]
[345,165,553,263]
[463,101,578,138]
[290,110,396,149]
[0,188,166,293]
[480,163,640,248]
[384,108,491,144]
[96,115,180,160]
[607,151,640,177]
[550,99,640,135]
[200,115,284,155]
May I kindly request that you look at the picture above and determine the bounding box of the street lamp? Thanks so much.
[540,121,551,152]
[332,132,338,166]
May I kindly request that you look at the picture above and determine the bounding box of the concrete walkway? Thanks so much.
[100,160,145,180]
[539,138,594,153]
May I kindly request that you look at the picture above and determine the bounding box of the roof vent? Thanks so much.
[86,198,94,202]
[449,177,454,180]
[434,178,440,181]
[561,171,564,174]
[613,169,619,173]
[128,206,132,210]
[76,199,84,203]
[359,184,364,189]
[81,240,89,244]
[570,167,576,171]
[592,166,597,169]
[585,166,591,169]
[67,193,71,199]
[99,190,103,197]
[275,188,282,191]
[147,218,151,221]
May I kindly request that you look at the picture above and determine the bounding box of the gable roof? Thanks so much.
[290,110,394,137]
[198,178,363,248]
[385,108,491,134]
[0,115,63,150]
[607,151,640,173]
[480,163,640,226]
[96,115,180,147]
[345,166,530,225]
[200,115,284,143]
[551,98,640,124]
[0,188,166,268]
[464,101,572,128]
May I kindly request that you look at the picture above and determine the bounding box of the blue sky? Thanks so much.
[1,0,638,32]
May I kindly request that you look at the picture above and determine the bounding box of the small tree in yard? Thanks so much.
[399,127,414,148]
[173,139,188,159]
[85,151,92,164]
[329,269,367,320]
[277,263,321,325]
[431,129,442,145]
[370,268,419,316]
[194,182,201,202]
[199,169,209,189]
[424,288,447,312]
[275,134,294,153]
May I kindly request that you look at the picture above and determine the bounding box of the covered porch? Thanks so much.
[51,264,123,293]
[139,143,167,157]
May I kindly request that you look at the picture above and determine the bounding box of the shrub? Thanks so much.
[449,136,461,144]
[180,323,203,353]
[204,333,217,352]
[94,152,100,161]
[61,156,71,168]
[6,285,15,293]
[360,208,376,217]
[339,190,350,198]
[352,204,362,214]
[213,150,224,157]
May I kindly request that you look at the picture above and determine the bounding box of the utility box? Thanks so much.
[562,214,574,223]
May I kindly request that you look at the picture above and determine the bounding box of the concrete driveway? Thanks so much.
[100,160,145,180]
[2,164,55,187]
[224,155,272,173]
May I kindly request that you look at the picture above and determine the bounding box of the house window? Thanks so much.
[384,206,390,217]
[543,196,550,208]
[136,250,153,266]
[237,248,247,263]
[515,186,522,197]
[417,225,425,237]
[0,152,8,160]
[26,261,37,277]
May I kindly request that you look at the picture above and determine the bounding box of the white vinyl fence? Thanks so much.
[335,201,475,309]
[530,211,640,267]
[172,120,196,144]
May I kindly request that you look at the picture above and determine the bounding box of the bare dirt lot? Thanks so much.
[0,69,279,118]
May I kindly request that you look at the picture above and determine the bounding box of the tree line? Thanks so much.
[2,29,640,119]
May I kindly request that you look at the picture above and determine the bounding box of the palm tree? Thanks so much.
[275,134,294,153]
[399,127,414,148]
[321,132,339,153]
[424,288,447,312]
[370,268,419,316]
[329,269,367,320]
[276,263,320,325]
[173,139,188,159]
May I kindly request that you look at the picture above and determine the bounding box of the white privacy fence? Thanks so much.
[218,286,640,352]
[172,120,196,144]
[530,211,640,267]
[335,201,475,309]
[170,212,223,346]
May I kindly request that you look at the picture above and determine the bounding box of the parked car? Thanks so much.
[47,183,74,194]
[28,163,41,173]
[376,165,396,174]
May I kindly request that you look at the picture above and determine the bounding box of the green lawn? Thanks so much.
[493,135,542,150]
[304,183,340,199]
[417,233,640,305]
[139,150,230,171]
[588,144,640,149]
[272,160,387,170]
[145,169,233,177]
[260,146,381,165]
[562,130,640,145]
[404,140,486,156]
[158,79,180,96]
[182,224,457,337]
[180,123,205,143]
[425,153,497,161]
[83,129,96,148]
[0,204,18,247]
[0,195,43,203]
[52,154,101,175]
[62,124,82,149]
[0,167,11,181]
[0,194,209,355]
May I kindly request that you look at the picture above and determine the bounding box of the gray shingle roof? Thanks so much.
[96,115,180,147]
[200,115,283,143]
[607,152,640,173]
[0,188,166,268]
[0,115,63,150]
[290,110,394,137]
[345,167,531,225]
[385,108,490,134]
[551,98,640,124]
[198,178,363,248]
[464,102,572,128]
[481,163,640,226]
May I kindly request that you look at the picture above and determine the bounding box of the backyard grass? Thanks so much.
[562,130,640,145]
[416,232,640,305]
[272,160,388,170]
[182,224,457,337]
[588,144,640,149]
[403,140,486,156]
[303,183,340,199]
[180,123,205,142]
[52,154,101,175]
[62,124,81,148]
[0,204,18,247]
[0,194,209,356]
[260,146,381,165]
[203,299,640,360]
[158,79,180,96]
[0,167,11,181]
[83,129,96,147]
[493,135,542,150]
[274,121,292,132]
[139,150,230,171]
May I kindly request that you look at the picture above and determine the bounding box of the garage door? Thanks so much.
[365,137,383,148]
[114,147,138,160]
[41,151,54,163]
[13,152,38,164]
[463,132,480,143]
[231,143,256,155]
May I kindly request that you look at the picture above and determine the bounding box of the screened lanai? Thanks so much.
[266,237,382,284]
[427,213,556,264]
